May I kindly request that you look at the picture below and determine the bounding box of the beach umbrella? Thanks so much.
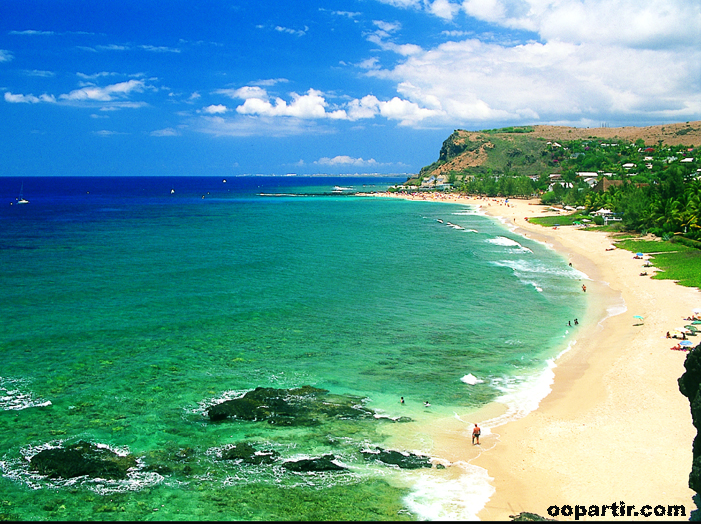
[693,308,701,314]
[633,315,644,321]
[680,340,694,347]
[685,325,699,332]
[636,252,644,257]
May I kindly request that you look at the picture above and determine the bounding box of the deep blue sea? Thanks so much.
[0,176,586,520]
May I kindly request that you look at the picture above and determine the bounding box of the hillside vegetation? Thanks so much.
[419,121,701,180]
[409,121,701,241]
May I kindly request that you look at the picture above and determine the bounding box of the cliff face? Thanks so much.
[678,346,701,498]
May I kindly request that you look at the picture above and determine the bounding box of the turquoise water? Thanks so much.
[0,177,585,520]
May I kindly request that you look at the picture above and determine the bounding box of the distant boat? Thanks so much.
[170,188,175,194]
[16,182,29,204]
[332,186,353,193]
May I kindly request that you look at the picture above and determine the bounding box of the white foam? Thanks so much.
[451,209,483,216]
[0,377,52,411]
[402,462,495,520]
[486,236,533,253]
[460,373,484,385]
[480,340,577,431]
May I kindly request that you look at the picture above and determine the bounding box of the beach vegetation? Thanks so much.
[613,238,701,288]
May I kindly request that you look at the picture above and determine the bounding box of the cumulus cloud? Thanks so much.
[316,155,379,166]
[203,104,228,114]
[367,0,701,125]
[234,88,347,120]
[5,92,56,103]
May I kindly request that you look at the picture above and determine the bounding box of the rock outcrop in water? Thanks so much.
[29,441,136,480]
[282,454,346,472]
[207,385,374,424]
[361,447,432,469]
[678,345,701,497]
[220,442,279,465]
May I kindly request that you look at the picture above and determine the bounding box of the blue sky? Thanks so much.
[1,0,700,177]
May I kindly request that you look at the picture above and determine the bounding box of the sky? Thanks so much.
[1,0,700,177]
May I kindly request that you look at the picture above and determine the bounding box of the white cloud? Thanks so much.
[4,92,56,103]
[316,155,379,166]
[9,30,55,35]
[367,20,423,56]
[274,26,308,37]
[235,88,347,119]
[363,0,701,125]
[140,45,181,53]
[77,71,119,80]
[60,79,146,102]
[427,0,461,20]
[150,127,180,136]
[93,130,124,136]
[0,50,13,62]
[24,69,55,77]
[203,104,228,114]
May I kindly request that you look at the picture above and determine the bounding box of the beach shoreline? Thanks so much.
[360,191,698,521]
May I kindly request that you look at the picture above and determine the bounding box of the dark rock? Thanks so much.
[361,447,432,469]
[679,346,701,498]
[207,385,373,424]
[29,441,136,480]
[220,442,279,465]
[509,512,555,521]
[282,454,346,472]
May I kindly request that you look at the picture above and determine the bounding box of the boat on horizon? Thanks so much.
[16,182,29,204]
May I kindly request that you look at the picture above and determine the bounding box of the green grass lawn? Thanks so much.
[613,239,701,288]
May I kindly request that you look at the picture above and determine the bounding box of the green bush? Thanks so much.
[593,216,604,226]
[671,236,701,250]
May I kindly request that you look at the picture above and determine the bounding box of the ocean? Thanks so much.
[0,176,586,520]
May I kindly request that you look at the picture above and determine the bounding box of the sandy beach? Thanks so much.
[363,192,699,520]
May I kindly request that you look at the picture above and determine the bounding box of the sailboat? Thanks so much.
[16,182,29,204]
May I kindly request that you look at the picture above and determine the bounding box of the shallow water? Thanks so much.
[0,177,585,520]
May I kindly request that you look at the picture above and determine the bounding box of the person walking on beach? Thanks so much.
[582,284,587,292]
[472,423,481,445]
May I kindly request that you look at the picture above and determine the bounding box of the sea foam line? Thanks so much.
[0,377,52,411]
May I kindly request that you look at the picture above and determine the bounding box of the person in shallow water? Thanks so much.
[400,397,404,404]
[472,423,481,445]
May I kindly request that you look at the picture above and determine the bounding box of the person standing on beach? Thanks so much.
[582,284,587,292]
[472,423,481,445]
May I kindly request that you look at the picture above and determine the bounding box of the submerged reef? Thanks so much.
[207,385,375,424]
[361,447,432,469]
[29,441,136,480]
